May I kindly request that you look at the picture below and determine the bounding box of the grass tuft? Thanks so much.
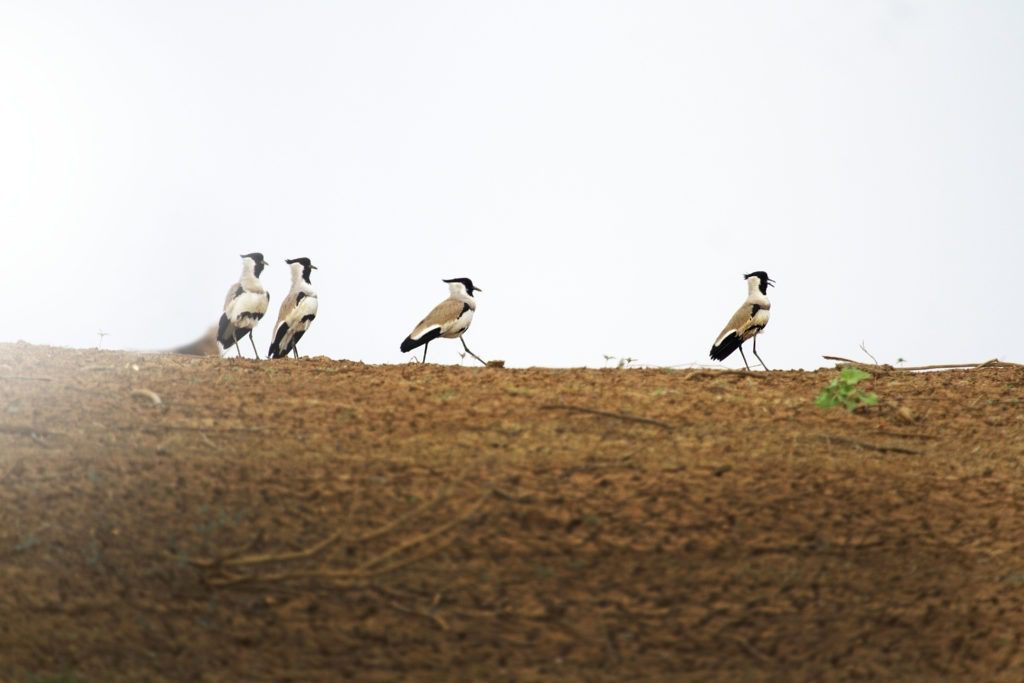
[815,367,879,411]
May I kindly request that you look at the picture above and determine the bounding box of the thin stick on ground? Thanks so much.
[206,520,468,589]
[859,341,880,365]
[355,493,488,572]
[823,355,875,365]
[130,388,163,407]
[823,356,1021,371]
[540,403,673,430]
[895,359,1021,371]
[190,482,459,569]
[818,434,922,456]
[200,492,488,588]
[370,586,449,631]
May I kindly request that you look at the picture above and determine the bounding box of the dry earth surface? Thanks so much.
[1,343,1023,682]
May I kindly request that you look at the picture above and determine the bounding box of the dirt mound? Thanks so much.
[1,343,1022,681]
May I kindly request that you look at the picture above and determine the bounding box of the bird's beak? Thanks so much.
[475,287,483,293]
[311,265,318,270]
[767,278,776,287]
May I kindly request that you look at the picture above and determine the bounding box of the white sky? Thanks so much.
[2,1,1022,369]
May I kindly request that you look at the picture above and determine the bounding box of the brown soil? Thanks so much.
[1,343,1023,682]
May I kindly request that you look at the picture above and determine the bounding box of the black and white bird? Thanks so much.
[217,252,271,358]
[268,257,318,359]
[710,271,775,370]
[400,278,486,365]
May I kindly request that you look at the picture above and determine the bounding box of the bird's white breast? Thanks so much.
[228,291,270,325]
[441,306,474,338]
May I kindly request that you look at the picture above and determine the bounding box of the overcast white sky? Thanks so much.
[2,1,1022,369]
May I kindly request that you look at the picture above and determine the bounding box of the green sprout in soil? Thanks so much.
[815,367,879,411]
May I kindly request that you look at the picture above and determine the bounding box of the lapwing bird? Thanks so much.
[400,277,486,365]
[710,271,775,370]
[217,252,271,358]
[268,257,319,359]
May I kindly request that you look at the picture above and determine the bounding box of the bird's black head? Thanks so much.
[743,271,775,295]
[443,277,481,296]
[241,252,268,278]
[285,257,317,283]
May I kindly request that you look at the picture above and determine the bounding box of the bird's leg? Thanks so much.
[292,345,299,359]
[248,331,260,359]
[422,342,429,364]
[737,344,751,371]
[753,335,769,371]
[234,341,242,359]
[460,336,487,366]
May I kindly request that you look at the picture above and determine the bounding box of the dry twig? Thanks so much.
[540,404,673,430]
[490,487,537,504]
[872,429,938,441]
[192,482,458,569]
[859,341,880,365]
[823,356,1021,372]
[207,530,469,588]
[198,491,488,589]
[130,388,163,407]
[894,359,1020,371]
[822,355,879,366]
[370,586,449,630]
[355,493,487,572]
[818,434,921,456]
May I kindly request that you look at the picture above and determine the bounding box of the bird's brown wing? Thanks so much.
[273,290,299,331]
[714,303,759,346]
[409,298,465,340]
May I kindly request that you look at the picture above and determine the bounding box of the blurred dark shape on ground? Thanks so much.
[169,326,220,356]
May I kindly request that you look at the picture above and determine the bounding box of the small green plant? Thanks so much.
[815,367,879,411]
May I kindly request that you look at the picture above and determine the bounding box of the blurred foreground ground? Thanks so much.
[1,343,1022,682]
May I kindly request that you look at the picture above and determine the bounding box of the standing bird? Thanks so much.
[710,271,775,370]
[217,252,271,358]
[400,278,486,365]
[268,257,319,359]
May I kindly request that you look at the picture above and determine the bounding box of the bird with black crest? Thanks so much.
[217,252,271,358]
[401,277,486,365]
[710,271,775,370]
[268,257,319,359]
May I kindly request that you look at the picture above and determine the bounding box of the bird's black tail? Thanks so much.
[217,314,235,349]
[401,328,441,353]
[710,332,741,361]
[268,323,289,359]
